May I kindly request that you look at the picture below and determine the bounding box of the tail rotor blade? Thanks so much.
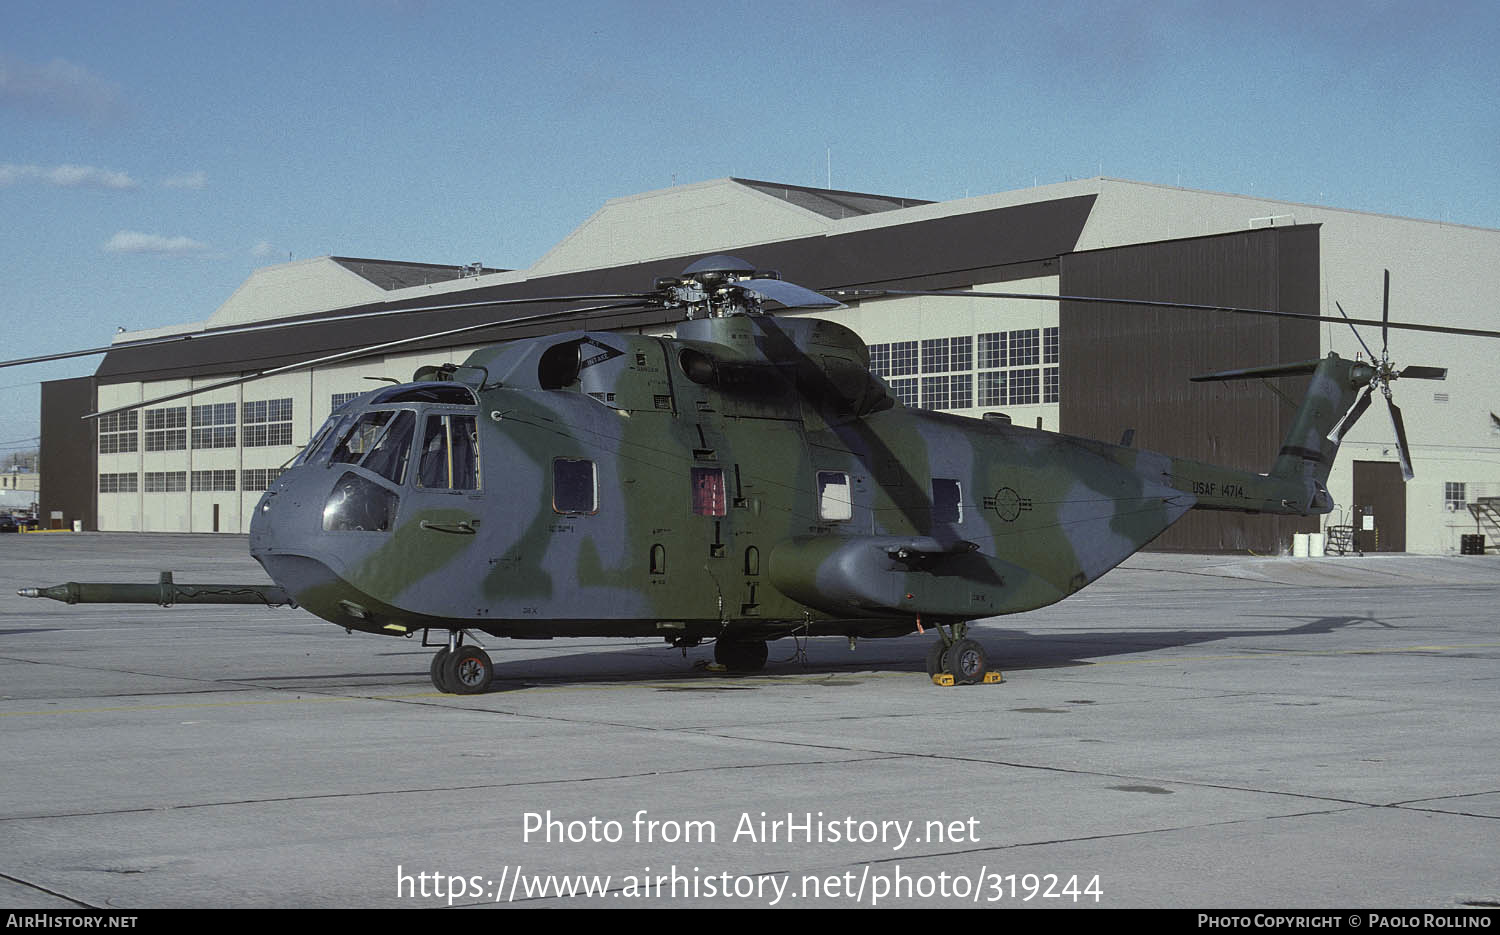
[1328,383,1373,444]
[1387,397,1414,481]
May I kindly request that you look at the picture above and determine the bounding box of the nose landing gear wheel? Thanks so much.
[943,638,988,685]
[444,645,494,694]
[429,647,452,693]
[926,639,947,678]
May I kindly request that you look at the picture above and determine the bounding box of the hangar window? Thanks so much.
[1010,369,1040,405]
[192,403,236,450]
[244,398,294,447]
[950,374,972,409]
[242,469,286,491]
[99,410,138,455]
[977,332,1006,369]
[1044,366,1060,404]
[921,376,950,410]
[978,371,1006,407]
[144,471,187,493]
[144,407,187,451]
[691,467,726,516]
[1008,329,1039,367]
[98,472,138,494]
[888,341,918,377]
[951,336,973,372]
[191,470,236,492]
[1043,327,1059,364]
[921,338,950,373]
[553,458,597,514]
[869,343,890,374]
[817,471,853,522]
[932,479,962,524]
[331,392,362,411]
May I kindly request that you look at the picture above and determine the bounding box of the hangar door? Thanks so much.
[1352,461,1406,553]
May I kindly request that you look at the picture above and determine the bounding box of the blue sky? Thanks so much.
[3,0,1498,455]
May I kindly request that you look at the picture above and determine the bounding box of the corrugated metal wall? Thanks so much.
[39,376,98,531]
[1059,225,1322,552]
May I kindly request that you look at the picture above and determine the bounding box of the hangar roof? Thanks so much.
[729,178,932,219]
[330,257,506,291]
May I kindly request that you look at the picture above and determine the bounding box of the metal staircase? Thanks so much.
[1463,497,1499,554]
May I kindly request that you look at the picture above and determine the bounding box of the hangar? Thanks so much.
[39,176,1500,552]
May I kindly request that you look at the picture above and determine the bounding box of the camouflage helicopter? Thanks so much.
[13,256,1478,693]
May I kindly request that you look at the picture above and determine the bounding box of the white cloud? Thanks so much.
[162,171,208,190]
[103,230,212,256]
[0,55,126,122]
[0,162,137,189]
[250,240,280,259]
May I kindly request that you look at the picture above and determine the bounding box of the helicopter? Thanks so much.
[12,255,1482,693]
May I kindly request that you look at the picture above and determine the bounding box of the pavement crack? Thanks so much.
[0,871,101,909]
[0,755,903,823]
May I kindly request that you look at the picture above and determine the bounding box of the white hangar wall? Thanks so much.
[83,177,1499,552]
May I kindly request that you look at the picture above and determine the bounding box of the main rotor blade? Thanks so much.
[1,291,659,371]
[1190,360,1323,382]
[1398,365,1447,380]
[1382,268,1391,357]
[1387,397,1414,481]
[1335,301,1378,360]
[830,287,1500,340]
[1327,383,1373,445]
[736,278,843,309]
[82,299,656,421]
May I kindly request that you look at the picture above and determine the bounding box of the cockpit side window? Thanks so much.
[418,413,480,490]
[361,410,415,486]
[296,411,352,467]
[331,411,394,464]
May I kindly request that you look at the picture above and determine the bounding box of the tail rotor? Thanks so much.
[1327,270,1446,480]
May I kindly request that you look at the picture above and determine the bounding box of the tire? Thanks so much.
[943,639,987,685]
[429,648,452,692]
[714,638,769,673]
[445,645,494,694]
[926,640,948,677]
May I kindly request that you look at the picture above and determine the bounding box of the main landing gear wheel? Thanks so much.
[429,647,452,693]
[444,644,494,694]
[943,638,988,685]
[714,638,769,673]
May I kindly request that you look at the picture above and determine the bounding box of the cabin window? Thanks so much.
[650,544,667,575]
[691,467,727,516]
[932,478,962,523]
[418,414,480,490]
[553,458,597,514]
[817,471,853,521]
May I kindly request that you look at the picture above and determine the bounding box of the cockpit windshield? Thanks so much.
[300,404,478,492]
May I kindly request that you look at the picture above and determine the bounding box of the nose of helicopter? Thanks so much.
[248,466,342,604]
